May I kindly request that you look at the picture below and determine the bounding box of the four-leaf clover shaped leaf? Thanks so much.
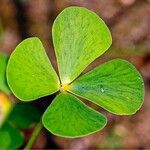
[6,7,144,138]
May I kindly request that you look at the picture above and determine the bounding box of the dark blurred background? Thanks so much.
[0,0,150,149]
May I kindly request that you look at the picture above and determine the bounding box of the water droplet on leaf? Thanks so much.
[101,88,105,93]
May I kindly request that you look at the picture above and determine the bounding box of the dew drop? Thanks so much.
[101,88,105,93]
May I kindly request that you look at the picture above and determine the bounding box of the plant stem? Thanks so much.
[24,121,43,150]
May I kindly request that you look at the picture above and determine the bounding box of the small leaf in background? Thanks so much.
[8,103,42,128]
[0,129,11,149]
[0,122,24,149]
[0,92,12,127]
[0,103,42,149]
[0,53,11,95]
[69,59,144,115]
[7,37,60,101]
[53,7,112,84]
[42,92,107,138]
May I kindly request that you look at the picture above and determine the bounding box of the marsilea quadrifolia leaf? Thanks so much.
[6,7,144,138]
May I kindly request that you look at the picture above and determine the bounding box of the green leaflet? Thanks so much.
[0,122,24,149]
[7,37,60,101]
[69,59,144,115]
[8,103,42,128]
[0,103,42,148]
[42,92,107,138]
[0,130,11,149]
[53,7,112,84]
[0,53,10,94]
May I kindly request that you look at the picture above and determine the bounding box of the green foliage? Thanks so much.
[42,92,107,137]
[53,7,112,83]
[6,7,144,138]
[7,38,60,101]
[0,51,41,148]
[0,122,24,150]
[8,103,42,128]
[0,103,42,149]
[69,59,144,115]
[0,53,11,94]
